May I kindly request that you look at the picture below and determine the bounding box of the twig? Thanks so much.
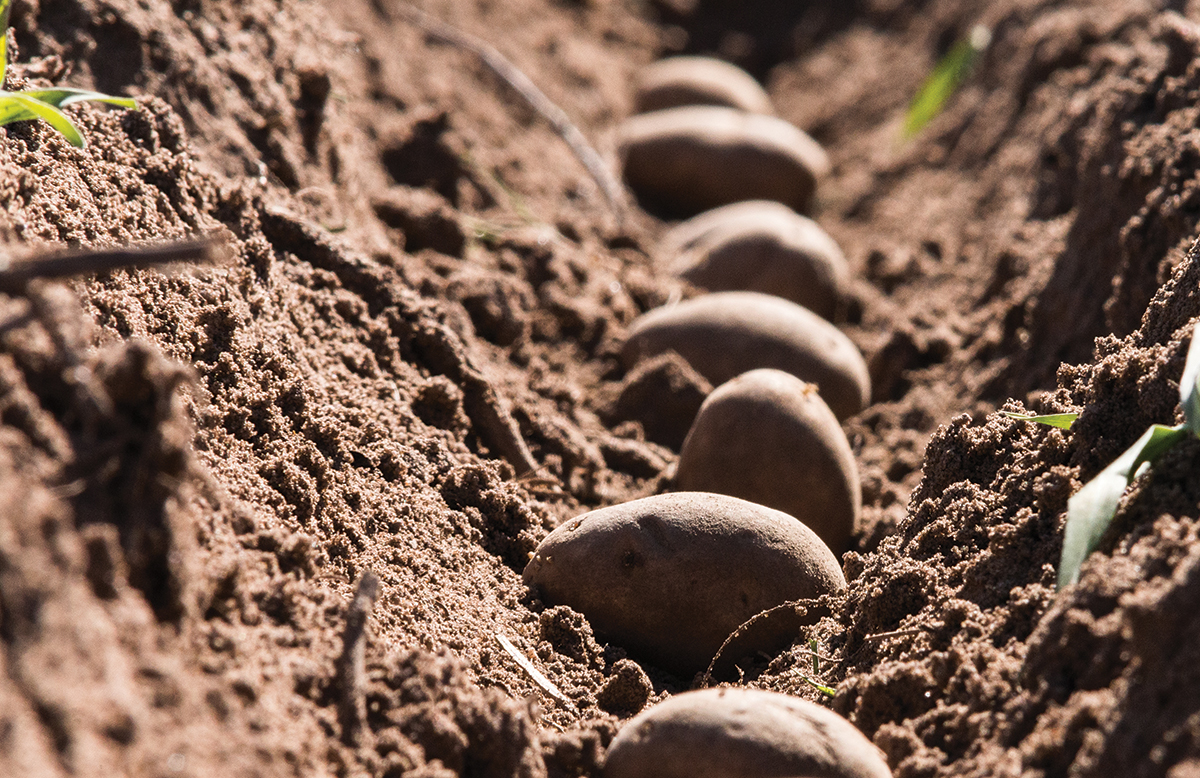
[861,627,923,643]
[392,3,628,223]
[494,632,576,712]
[337,571,380,747]
[0,238,222,294]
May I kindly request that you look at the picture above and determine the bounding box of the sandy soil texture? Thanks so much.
[3,0,1200,776]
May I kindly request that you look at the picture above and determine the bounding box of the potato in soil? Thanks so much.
[634,56,773,115]
[621,291,870,420]
[661,200,849,321]
[676,369,860,555]
[618,106,829,216]
[522,492,845,677]
[604,688,892,778]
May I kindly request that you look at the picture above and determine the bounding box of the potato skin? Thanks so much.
[635,56,773,115]
[661,200,849,321]
[604,688,892,778]
[621,291,870,420]
[676,369,860,554]
[522,492,845,676]
[618,106,829,216]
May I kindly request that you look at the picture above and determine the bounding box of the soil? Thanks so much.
[3,0,1200,776]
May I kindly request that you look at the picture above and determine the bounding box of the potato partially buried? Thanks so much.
[621,291,870,420]
[618,106,829,216]
[604,688,892,778]
[660,200,849,321]
[634,56,773,115]
[522,492,845,677]
[676,369,860,554]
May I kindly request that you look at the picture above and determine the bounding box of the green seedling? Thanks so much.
[0,0,136,148]
[798,638,834,697]
[903,24,992,139]
[1009,322,1200,588]
[804,677,836,697]
[1001,411,1079,430]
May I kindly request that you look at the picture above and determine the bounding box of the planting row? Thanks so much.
[523,58,887,777]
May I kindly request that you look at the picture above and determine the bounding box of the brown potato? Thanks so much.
[522,492,845,676]
[621,291,870,420]
[604,688,892,778]
[660,200,849,321]
[634,56,773,115]
[676,369,860,554]
[618,106,829,216]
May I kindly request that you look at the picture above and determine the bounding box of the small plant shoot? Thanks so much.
[1001,411,1079,430]
[1050,321,1200,588]
[803,677,836,697]
[0,0,136,147]
[903,24,992,139]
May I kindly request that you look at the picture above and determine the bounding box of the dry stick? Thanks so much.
[392,3,628,223]
[337,571,380,747]
[861,627,924,643]
[494,632,576,712]
[0,238,221,294]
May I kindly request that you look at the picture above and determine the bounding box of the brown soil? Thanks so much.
[3,0,1200,776]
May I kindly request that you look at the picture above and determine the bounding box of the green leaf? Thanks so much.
[0,89,135,148]
[20,88,137,110]
[0,93,85,146]
[0,0,12,86]
[803,677,836,697]
[1179,321,1200,435]
[1058,423,1188,589]
[1002,411,1079,430]
[903,25,992,139]
[0,93,40,125]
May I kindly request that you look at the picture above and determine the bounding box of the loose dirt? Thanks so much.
[2,0,1200,776]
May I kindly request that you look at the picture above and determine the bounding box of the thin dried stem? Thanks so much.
[0,238,223,294]
[495,632,576,711]
[392,3,628,224]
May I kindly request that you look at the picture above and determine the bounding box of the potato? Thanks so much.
[522,492,845,676]
[604,688,892,778]
[621,291,870,420]
[676,369,860,554]
[618,106,829,216]
[634,56,773,115]
[660,200,849,321]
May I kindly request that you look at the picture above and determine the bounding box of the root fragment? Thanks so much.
[336,571,380,747]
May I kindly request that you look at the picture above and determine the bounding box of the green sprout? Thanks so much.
[798,638,835,697]
[803,677,836,697]
[902,24,991,139]
[0,0,136,148]
[1008,321,1200,588]
[1001,411,1079,430]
